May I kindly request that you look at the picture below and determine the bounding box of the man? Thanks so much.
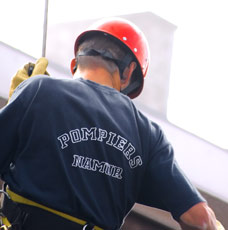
[0,17,224,230]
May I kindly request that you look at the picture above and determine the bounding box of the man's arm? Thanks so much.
[179,202,224,230]
[0,58,49,174]
[137,122,225,230]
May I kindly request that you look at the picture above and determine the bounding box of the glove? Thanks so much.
[217,220,225,230]
[8,57,49,99]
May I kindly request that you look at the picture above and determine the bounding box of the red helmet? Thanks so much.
[72,17,150,99]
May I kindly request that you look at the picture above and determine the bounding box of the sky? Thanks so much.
[1,0,228,149]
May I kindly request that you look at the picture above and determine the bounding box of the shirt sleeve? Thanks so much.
[137,122,205,221]
[0,81,28,175]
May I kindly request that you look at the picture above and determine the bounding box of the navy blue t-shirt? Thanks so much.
[0,76,204,229]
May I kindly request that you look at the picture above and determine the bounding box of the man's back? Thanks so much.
[2,76,154,229]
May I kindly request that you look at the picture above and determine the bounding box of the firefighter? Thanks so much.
[0,17,224,230]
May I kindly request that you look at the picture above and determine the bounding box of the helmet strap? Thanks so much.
[76,49,140,96]
[76,49,132,79]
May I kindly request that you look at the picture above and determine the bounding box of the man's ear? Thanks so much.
[121,62,137,89]
[70,58,77,75]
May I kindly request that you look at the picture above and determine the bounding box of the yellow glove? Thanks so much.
[217,220,225,230]
[8,57,49,100]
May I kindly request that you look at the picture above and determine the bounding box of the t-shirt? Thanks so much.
[0,76,205,229]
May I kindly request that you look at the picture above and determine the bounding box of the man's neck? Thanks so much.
[73,68,121,91]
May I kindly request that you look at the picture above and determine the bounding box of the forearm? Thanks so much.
[179,202,224,230]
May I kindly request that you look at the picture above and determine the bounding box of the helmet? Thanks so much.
[72,17,150,99]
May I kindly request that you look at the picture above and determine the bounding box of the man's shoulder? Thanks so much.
[24,75,70,92]
[10,75,62,101]
[16,75,53,90]
[28,75,55,86]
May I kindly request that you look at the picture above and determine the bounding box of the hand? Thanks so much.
[179,202,224,230]
[26,57,49,77]
[8,57,49,99]
[179,220,225,230]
